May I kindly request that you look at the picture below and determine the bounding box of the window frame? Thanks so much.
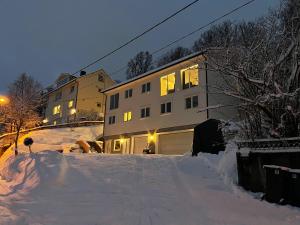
[141,107,150,118]
[110,93,119,110]
[108,115,116,125]
[53,105,61,115]
[123,111,132,122]
[181,65,199,90]
[185,95,199,109]
[113,140,121,152]
[142,82,151,93]
[125,89,133,99]
[160,73,176,96]
[161,102,172,114]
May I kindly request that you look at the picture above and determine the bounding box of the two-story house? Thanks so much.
[44,69,115,125]
[103,51,238,155]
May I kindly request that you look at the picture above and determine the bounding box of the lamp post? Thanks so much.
[0,95,9,106]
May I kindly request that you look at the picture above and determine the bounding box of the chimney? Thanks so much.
[80,70,87,76]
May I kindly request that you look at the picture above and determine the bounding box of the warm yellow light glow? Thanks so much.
[160,73,175,96]
[181,65,199,89]
[0,95,9,105]
[120,138,125,144]
[148,132,156,143]
[53,105,61,115]
[123,111,132,122]
[68,100,74,108]
[70,108,76,115]
[42,118,49,124]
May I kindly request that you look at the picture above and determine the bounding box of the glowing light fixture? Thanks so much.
[42,118,49,124]
[148,132,156,143]
[0,95,9,105]
[120,138,125,144]
[70,108,77,115]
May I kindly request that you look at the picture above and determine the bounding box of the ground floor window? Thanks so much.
[113,140,121,152]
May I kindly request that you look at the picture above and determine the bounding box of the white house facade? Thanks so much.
[103,52,238,155]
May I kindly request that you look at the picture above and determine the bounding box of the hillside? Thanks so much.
[0,143,299,225]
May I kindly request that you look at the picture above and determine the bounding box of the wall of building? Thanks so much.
[76,70,115,120]
[45,80,78,124]
[104,55,208,141]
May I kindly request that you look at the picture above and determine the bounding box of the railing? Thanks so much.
[0,121,103,143]
[236,137,300,153]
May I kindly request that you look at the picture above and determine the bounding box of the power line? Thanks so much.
[109,0,256,78]
[71,0,202,76]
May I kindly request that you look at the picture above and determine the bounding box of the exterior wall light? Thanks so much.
[42,118,49,124]
[70,108,77,115]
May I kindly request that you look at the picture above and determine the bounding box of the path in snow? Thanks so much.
[0,151,299,225]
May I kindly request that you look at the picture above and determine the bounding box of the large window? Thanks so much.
[185,96,198,109]
[161,102,172,114]
[141,107,150,118]
[142,82,151,93]
[181,65,199,89]
[53,105,61,115]
[125,89,133,98]
[108,116,116,124]
[123,111,132,122]
[110,93,119,110]
[160,73,175,96]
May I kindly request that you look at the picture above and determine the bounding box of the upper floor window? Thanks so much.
[98,74,104,82]
[70,86,75,93]
[55,92,62,101]
[108,116,116,124]
[161,102,172,114]
[123,111,132,122]
[160,73,175,96]
[142,82,151,93]
[68,100,74,108]
[181,65,199,89]
[125,89,133,98]
[110,93,119,110]
[141,107,150,118]
[185,96,198,109]
[53,105,61,115]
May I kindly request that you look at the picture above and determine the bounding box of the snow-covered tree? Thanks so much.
[6,73,42,155]
[206,0,300,138]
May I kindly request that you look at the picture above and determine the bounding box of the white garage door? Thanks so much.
[133,136,148,154]
[158,131,193,155]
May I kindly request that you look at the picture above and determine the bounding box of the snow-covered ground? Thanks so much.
[15,125,103,153]
[0,143,299,225]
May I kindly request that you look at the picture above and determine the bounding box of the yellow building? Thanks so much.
[44,70,115,125]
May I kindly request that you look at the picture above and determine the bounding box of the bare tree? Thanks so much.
[7,73,42,155]
[156,47,191,67]
[126,51,153,79]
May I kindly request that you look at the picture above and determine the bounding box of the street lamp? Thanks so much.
[0,95,9,106]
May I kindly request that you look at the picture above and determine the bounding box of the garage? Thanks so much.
[133,136,148,154]
[158,131,193,155]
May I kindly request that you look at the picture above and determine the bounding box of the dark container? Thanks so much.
[264,166,289,204]
[286,170,300,207]
[192,119,225,156]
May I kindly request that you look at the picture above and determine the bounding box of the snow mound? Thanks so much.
[16,125,103,153]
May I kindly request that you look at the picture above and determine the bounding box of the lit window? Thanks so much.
[160,73,175,96]
[181,65,199,89]
[53,105,61,115]
[185,96,198,109]
[161,102,172,114]
[68,100,74,108]
[142,82,151,93]
[141,107,150,118]
[53,121,57,125]
[123,111,132,122]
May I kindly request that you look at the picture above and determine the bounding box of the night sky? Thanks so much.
[0,0,279,93]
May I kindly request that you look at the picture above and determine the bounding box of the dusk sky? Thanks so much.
[0,0,279,93]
